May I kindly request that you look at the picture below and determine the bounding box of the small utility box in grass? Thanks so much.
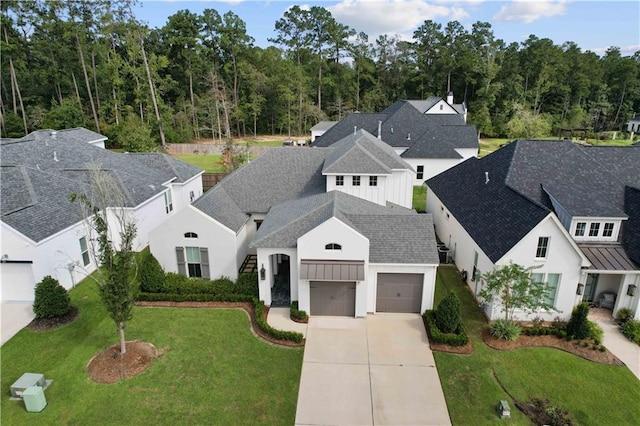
[10,373,45,398]
[23,386,47,412]
[497,400,511,419]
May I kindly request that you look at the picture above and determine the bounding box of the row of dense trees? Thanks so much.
[2,0,639,148]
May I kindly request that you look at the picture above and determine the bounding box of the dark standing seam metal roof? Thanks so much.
[1,128,202,242]
[428,140,640,265]
[579,244,638,271]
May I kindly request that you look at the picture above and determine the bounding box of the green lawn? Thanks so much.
[433,266,640,425]
[174,153,225,173]
[413,185,427,212]
[1,279,303,424]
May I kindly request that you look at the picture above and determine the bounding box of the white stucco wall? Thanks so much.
[425,100,458,114]
[297,217,370,316]
[367,263,437,313]
[1,221,97,302]
[403,158,461,184]
[149,206,242,281]
[256,247,298,307]
[171,174,204,212]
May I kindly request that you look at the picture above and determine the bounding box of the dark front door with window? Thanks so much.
[583,274,598,303]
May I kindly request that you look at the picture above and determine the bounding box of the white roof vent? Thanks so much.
[407,133,411,141]
[485,172,490,184]
[53,151,59,162]
[50,131,57,139]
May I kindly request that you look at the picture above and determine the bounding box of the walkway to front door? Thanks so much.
[294,314,451,425]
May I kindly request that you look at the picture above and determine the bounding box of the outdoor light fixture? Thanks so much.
[576,283,584,296]
[260,264,266,281]
[627,285,637,297]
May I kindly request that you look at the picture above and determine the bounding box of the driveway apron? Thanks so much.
[295,313,451,425]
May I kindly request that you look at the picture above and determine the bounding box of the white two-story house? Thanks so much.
[426,140,640,321]
[149,130,439,317]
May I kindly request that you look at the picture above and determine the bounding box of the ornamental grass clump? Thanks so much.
[490,319,522,341]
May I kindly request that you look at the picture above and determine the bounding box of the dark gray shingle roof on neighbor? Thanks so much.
[313,113,387,147]
[251,190,437,264]
[428,140,640,264]
[1,128,202,242]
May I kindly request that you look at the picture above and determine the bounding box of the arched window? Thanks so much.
[325,243,342,250]
[184,232,198,238]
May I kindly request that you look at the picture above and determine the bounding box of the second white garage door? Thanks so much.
[376,273,424,313]
[310,281,356,316]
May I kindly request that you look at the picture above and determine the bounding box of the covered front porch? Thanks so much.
[579,244,640,319]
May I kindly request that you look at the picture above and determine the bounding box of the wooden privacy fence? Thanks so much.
[167,144,274,157]
[202,173,228,188]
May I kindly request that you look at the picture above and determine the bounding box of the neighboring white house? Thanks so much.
[426,140,640,321]
[628,115,640,137]
[312,95,478,185]
[310,121,337,142]
[149,129,440,317]
[0,129,203,307]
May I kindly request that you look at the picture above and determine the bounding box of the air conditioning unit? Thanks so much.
[10,373,46,398]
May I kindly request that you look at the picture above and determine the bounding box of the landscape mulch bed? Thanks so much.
[87,340,158,384]
[481,328,624,365]
[27,306,79,332]
[135,301,305,348]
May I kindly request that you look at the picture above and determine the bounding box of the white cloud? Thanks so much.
[328,0,468,42]
[589,44,640,57]
[493,0,568,24]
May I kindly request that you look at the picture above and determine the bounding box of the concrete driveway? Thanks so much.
[295,313,451,426]
[1,302,34,345]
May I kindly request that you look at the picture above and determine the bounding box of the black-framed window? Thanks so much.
[184,232,198,238]
[417,165,424,180]
[176,247,210,279]
[325,243,342,250]
[575,222,586,236]
[352,176,360,186]
[164,191,173,214]
[603,222,614,237]
[369,176,377,186]
[336,176,344,186]
[536,237,549,259]
[589,223,600,237]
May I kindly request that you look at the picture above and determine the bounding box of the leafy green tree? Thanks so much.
[71,164,138,355]
[139,250,165,293]
[44,98,87,129]
[478,263,554,322]
[118,113,156,152]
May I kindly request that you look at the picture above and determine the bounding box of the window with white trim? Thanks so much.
[352,176,360,186]
[336,176,344,186]
[536,237,549,259]
[574,222,586,237]
[79,237,90,266]
[176,247,210,279]
[325,243,342,250]
[417,165,424,180]
[531,273,561,307]
[369,176,377,186]
[164,190,173,214]
[589,223,600,237]
[603,222,614,237]
[185,247,202,277]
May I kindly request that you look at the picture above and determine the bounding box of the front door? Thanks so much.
[583,274,598,303]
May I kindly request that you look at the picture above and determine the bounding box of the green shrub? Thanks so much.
[424,311,468,346]
[139,250,165,293]
[435,292,462,334]
[588,321,603,345]
[236,273,259,297]
[254,299,304,343]
[615,308,634,325]
[621,320,640,345]
[566,302,590,340]
[33,276,72,319]
[490,319,521,341]
[290,301,308,322]
[162,274,235,295]
[551,316,567,333]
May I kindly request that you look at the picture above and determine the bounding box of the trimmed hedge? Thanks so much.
[254,299,303,343]
[424,310,468,346]
[435,292,462,333]
[236,272,259,297]
[290,301,308,322]
[33,276,72,319]
[139,250,165,293]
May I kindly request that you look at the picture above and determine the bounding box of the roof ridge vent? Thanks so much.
[485,171,490,184]
[353,126,357,136]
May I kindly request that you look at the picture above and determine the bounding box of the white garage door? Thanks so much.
[310,281,356,316]
[376,273,423,313]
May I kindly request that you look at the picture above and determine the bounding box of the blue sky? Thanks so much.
[133,1,640,56]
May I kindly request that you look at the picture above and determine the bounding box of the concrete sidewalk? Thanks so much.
[295,314,451,426]
[1,302,34,345]
[266,307,308,337]
[596,318,640,380]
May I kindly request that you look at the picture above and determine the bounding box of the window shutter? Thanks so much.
[176,247,186,276]
[200,247,210,279]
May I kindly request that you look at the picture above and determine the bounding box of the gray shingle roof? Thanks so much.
[428,140,640,263]
[322,130,411,174]
[311,121,338,131]
[125,153,203,183]
[1,128,201,242]
[313,113,387,147]
[251,190,436,264]
[191,185,249,232]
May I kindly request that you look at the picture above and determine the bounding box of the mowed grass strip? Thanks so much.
[1,279,303,425]
[433,266,640,425]
[412,185,427,212]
